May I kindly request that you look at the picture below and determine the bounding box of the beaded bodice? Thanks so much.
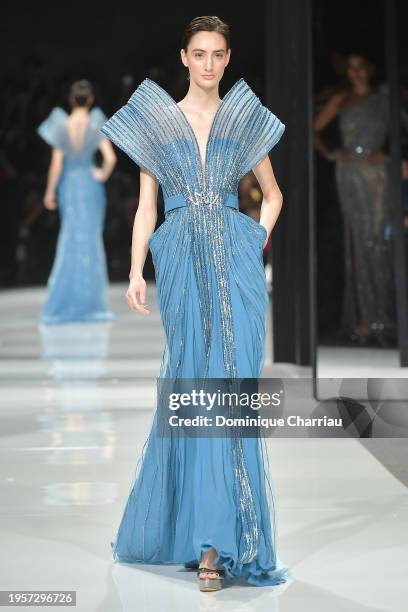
[101,77,285,215]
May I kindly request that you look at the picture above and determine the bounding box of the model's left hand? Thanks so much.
[262,229,269,250]
[90,166,107,182]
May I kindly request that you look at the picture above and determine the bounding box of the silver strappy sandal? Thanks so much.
[197,566,225,592]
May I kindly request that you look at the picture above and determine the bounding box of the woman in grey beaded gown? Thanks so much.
[314,53,396,346]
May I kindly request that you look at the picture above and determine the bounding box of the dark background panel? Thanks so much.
[0,2,268,286]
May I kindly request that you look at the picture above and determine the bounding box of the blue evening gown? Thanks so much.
[101,78,290,586]
[37,107,114,324]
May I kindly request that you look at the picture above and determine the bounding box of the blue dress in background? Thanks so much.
[37,107,114,325]
[101,78,290,586]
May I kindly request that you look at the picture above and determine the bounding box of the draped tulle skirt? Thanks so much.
[39,163,114,325]
[111,204,290,586]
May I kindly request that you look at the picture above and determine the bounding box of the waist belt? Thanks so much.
[164,192,239,215]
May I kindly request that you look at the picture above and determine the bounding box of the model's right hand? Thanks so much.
[43,192,57,210]
[125,274,150,315]
[327,148,349,162]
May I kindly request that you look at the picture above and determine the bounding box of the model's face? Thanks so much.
[181,31,230,88]
[346,55,371,87]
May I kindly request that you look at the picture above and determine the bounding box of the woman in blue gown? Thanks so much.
[37,79,116,325]
[102,16,291,591]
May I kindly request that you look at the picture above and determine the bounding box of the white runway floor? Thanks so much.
[0,283,407,611]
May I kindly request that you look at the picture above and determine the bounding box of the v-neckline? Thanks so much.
[145,77,245,175]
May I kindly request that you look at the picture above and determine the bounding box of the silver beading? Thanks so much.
[185,186,222,208]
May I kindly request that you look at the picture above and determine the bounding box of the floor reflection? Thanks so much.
[112,563,292,612]
[38,321,112,380]
[36,321,116,480]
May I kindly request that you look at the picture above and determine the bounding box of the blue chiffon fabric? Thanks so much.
[101,78,290,586]
[37,107,114,325]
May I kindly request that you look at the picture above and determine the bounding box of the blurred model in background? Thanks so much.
[314,53,396,346]
[37,79,116,324]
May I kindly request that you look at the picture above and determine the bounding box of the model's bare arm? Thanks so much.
[314,92,345,132]
[92,138,117,182]
[43,148,64,210]
[252,154,283,247]
[313,92,348,161]
[126,167,159,315]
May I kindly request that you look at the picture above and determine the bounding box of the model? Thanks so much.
[101,16,290,591]
[314,53,396,346]
[37,79,116,324]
